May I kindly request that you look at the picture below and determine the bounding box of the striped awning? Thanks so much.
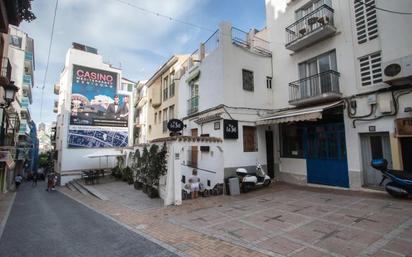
[256,101,343,125]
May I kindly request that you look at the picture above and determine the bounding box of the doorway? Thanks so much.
[190,129,198,168]
[401,137,412,171]
[360,133,392,188]
[265,130,274,178]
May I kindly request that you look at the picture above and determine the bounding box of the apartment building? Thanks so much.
[264,0,412,189]
[53,43,133,184]
[7,26,36,178]
[178,22,274,178]
[146,55,188,141]
[134,80,148,144]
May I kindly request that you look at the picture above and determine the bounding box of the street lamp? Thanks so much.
[1,81,19,146]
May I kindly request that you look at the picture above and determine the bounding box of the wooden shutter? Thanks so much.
[243,126,257,152]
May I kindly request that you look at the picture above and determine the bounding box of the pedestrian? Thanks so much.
[32,173,38,187]
[15,174,23,190]
[47,173,53,192]
[189,169,200,199]
[52,173,58,190]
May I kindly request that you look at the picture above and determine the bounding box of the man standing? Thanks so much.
[106,95,122,119]
[120,96,129,120]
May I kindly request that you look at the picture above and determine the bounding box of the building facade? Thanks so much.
[178,22,274,179]
[133,80,148,145]
[53,43,133,185]
[146,55,188,141]
[264,0,412,189]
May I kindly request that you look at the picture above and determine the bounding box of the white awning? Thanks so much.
[256,101,343,125]
[86,150,125,158]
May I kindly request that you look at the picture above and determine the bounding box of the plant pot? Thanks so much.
[148,186,159,198]
[134,181,143,190]
[142,184,148,193]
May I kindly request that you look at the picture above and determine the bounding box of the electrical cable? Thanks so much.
[355,0,412,15]
[39,0,59,121]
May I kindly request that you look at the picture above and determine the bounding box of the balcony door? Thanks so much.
[298,50,337,98]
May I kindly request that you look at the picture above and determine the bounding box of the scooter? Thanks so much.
[236,163,271,193]
[371,159,412,198]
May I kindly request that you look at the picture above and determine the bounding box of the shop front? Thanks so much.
[258,102,349,188]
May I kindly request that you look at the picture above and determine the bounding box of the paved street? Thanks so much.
[61,181,412,257]
[0,181,178,257]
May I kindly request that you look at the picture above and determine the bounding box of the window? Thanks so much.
[9,35,22,48]
[242,69,254,91]
[354,0,378,44]
[127,84,133,92]
[266,76,272,89]
[169,105,175,120]
[158,111,161,124]
[243,126,258,152]
[163,76,169,101]
[154,112,157,124]
[169,72,175,97]
[295,0,332,19]
[359,52,382,86]
[280,124,304,158]
[162,108,168,132]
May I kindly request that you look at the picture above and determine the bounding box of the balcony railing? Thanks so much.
[1,57,12,81]
[187,96,199,115]
[285,4,335,51]
[232,27,271,56]
[289,70,341,106]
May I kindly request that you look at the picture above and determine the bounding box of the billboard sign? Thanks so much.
[68,65,129,148]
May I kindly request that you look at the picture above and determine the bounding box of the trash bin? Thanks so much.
[228,177,240,195]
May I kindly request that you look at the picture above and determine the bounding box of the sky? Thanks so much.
[20,0,267,125]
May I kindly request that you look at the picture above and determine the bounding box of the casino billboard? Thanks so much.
[68,65,129,148]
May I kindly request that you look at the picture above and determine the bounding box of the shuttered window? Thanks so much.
[354,0,378,44]
[243,126,258,152]
[359,52,382,86]
[242,69,254,91]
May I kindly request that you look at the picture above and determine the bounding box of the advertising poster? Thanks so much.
[68,65,129,148]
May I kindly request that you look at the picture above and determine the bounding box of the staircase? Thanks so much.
[65,179,109,200]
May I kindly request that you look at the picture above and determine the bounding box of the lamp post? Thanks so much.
[0,81,19,146]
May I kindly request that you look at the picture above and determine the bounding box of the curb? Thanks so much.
[59,189,190,257]
[0,192,16,240]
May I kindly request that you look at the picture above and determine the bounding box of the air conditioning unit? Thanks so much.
[383,55,412,86]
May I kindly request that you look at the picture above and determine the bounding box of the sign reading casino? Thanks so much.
[68,65,129,148]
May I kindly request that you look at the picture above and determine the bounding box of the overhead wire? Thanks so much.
[39,0,58,121]
[355,0,412,15]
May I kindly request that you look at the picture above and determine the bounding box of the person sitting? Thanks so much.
[15,174,23,190]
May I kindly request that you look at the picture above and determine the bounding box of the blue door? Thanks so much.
[305,123,349,188]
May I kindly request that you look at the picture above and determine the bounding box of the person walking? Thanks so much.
[32,173,38,187]
[189,169,200,199]
[15,174,23,190]
[46,173,53,192]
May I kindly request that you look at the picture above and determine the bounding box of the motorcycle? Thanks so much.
[236,163,271,193]
[371,159,412,198]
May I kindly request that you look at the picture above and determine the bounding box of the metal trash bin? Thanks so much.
[228,177,240,195]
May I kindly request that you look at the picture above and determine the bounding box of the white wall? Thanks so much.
[56,48,133,182]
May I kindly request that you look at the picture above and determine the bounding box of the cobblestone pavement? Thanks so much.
[60,182,412,257]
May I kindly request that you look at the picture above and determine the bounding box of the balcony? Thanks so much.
[187,96,199,115]
[289,70,341,106]
[285,4,336,52]
[1,57,12,81]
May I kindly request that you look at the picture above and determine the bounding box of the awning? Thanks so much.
[86,150,125,158]
[185,68,200,83]
[256,101,343,125]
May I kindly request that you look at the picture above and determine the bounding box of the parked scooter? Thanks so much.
[236,163,271,193]
[371,159,412,198]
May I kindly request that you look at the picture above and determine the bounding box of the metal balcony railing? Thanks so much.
[289,70,340,102]
[187,96,199,115]
[1,57,12,81]
[285,4,335,46]
[232,27,271,56]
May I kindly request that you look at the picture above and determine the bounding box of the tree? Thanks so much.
[18,0,36,22]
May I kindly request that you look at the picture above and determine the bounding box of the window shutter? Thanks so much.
[354,0,378,44]
[243,126,257,152]
[359,52,382,86]
[242,69,254,91]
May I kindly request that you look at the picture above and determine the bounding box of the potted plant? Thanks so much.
[140,146,150,193]
[122,167,134,184]
[147,143,167,198]
[133,149,143,190]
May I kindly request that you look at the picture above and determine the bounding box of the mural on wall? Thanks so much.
[68,65,129,148]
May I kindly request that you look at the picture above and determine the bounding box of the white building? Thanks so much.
[178,22,274,180]
[134,80,148,145]
[8,26,35,176]
[54,43,133,185]
[264,0,412,189]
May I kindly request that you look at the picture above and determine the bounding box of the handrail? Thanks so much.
[289,70,340,86]
[286,4,334,30]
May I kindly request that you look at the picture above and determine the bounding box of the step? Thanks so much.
[72,179,108,200]
[69,181,90,196]
[66,183,78,192]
